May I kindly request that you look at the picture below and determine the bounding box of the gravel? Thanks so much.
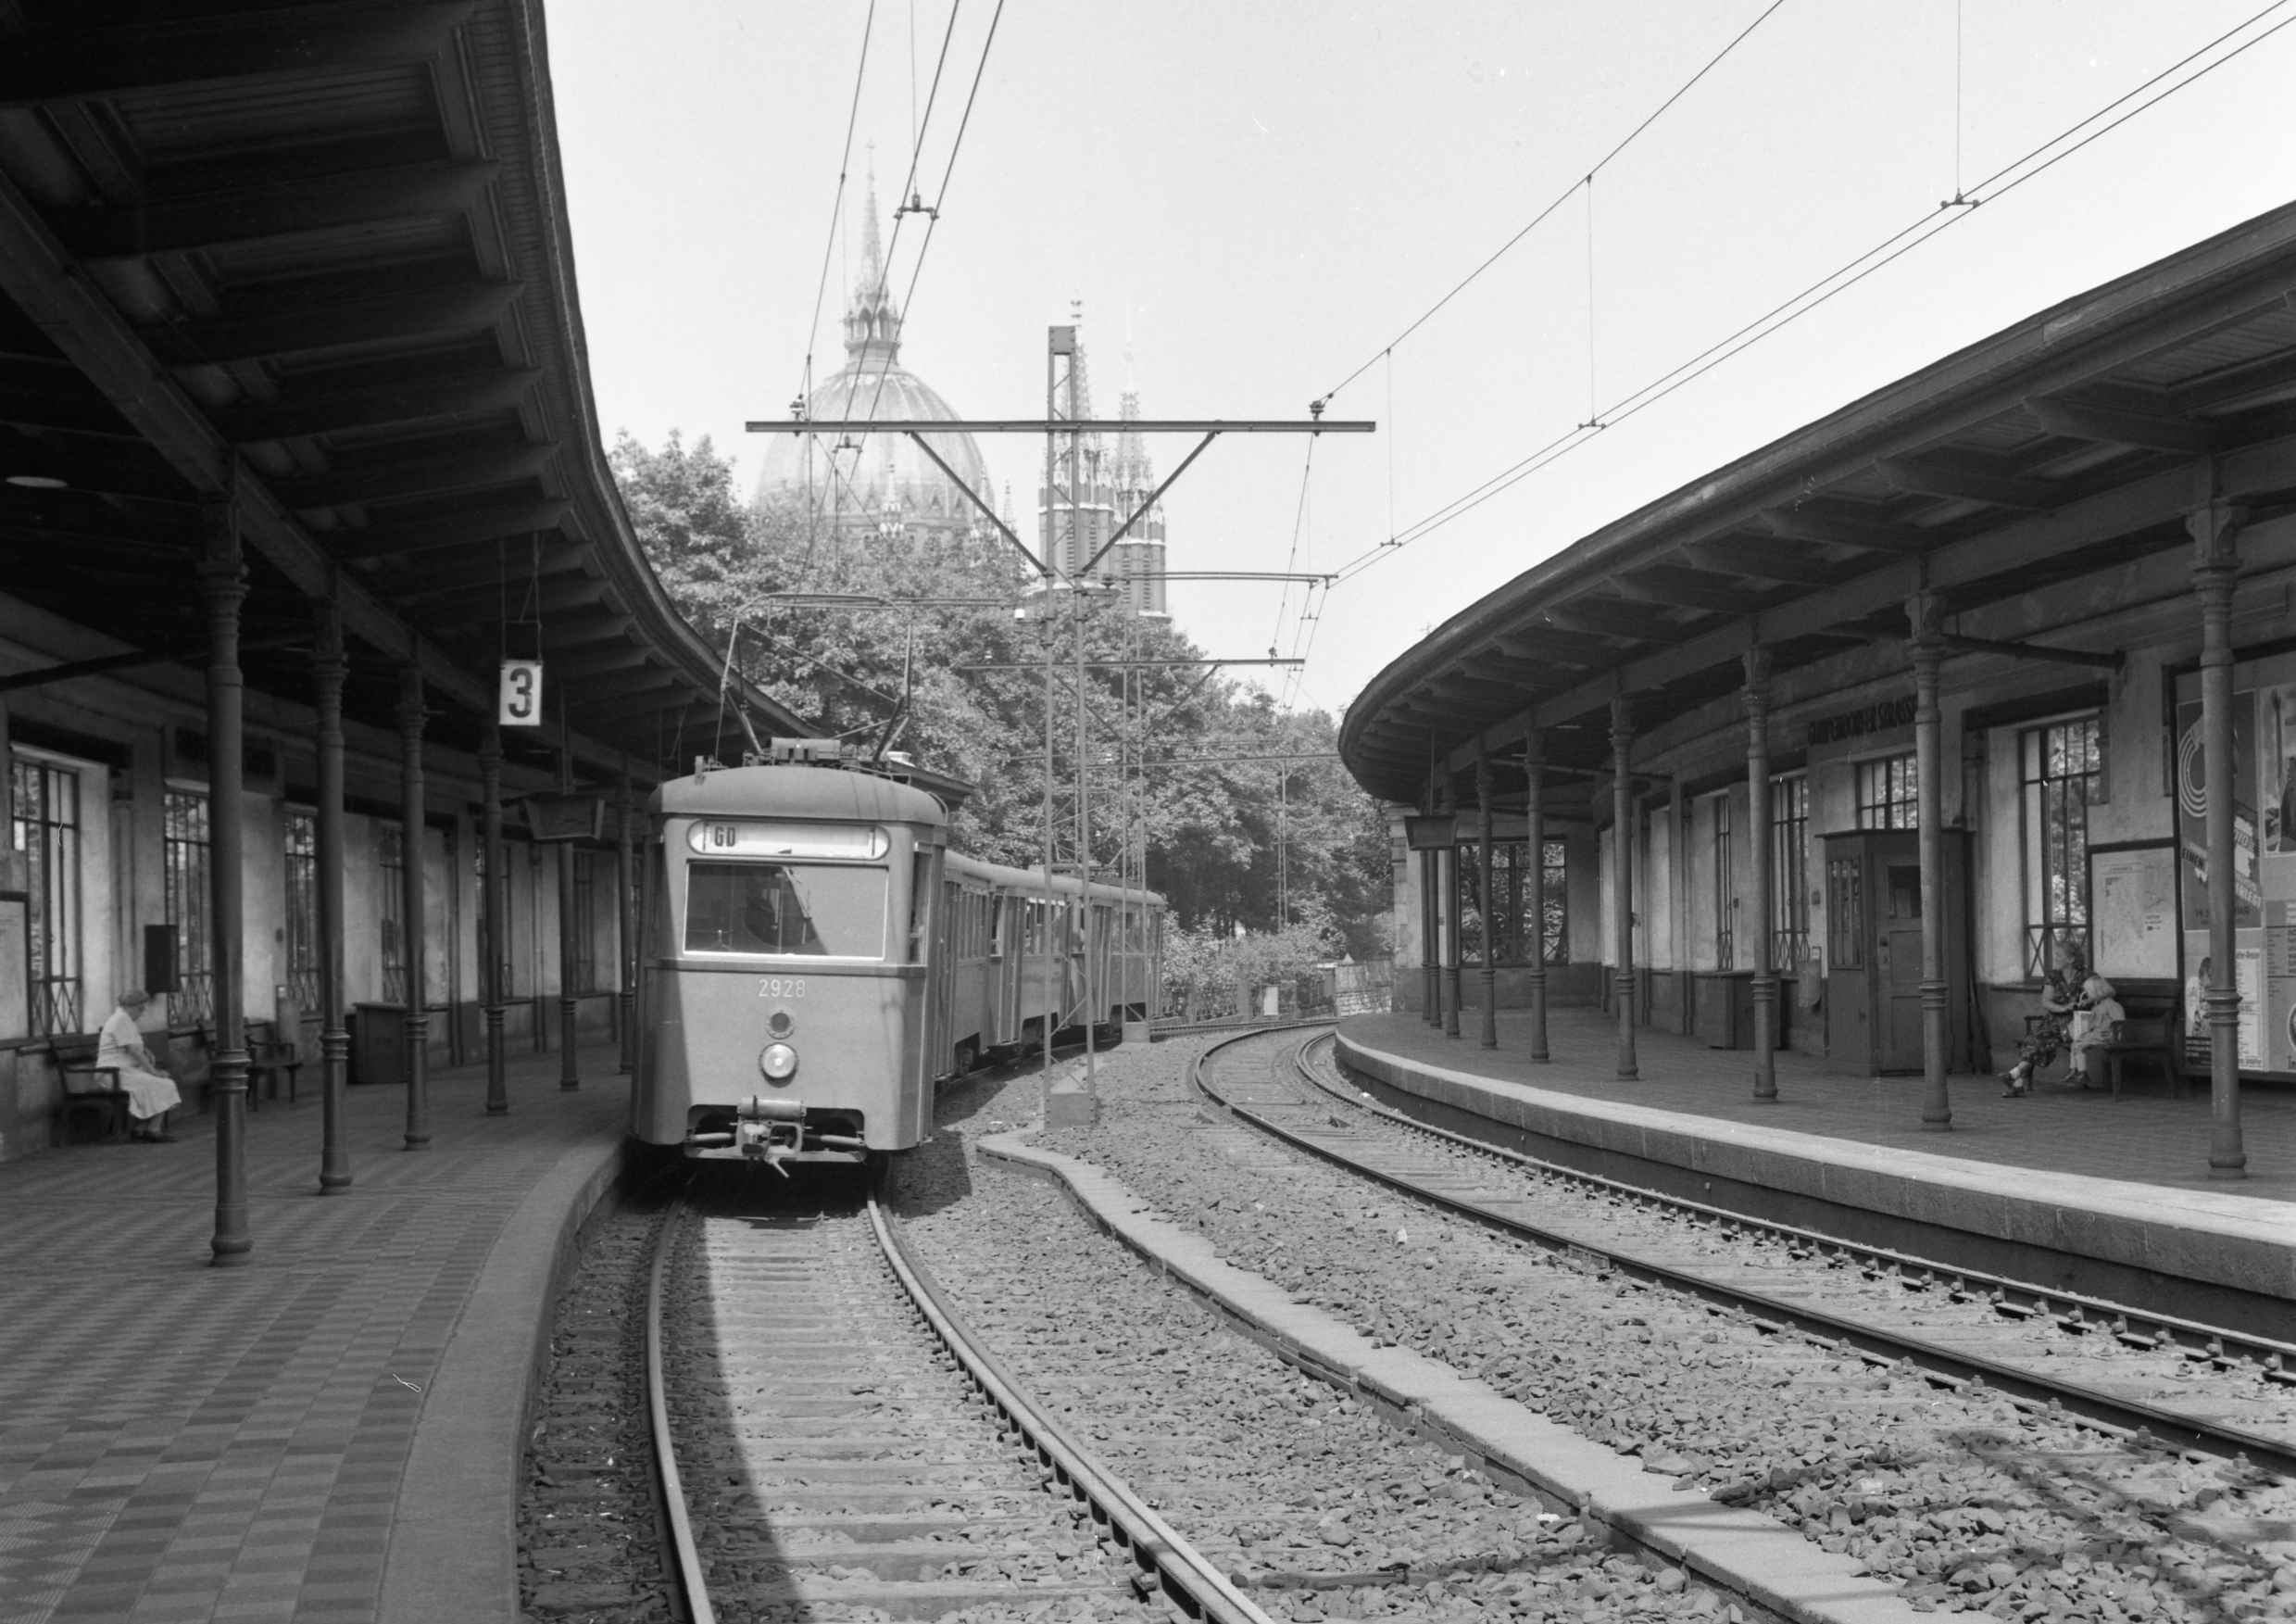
[946,1036,2296,1622]
[909,1069,1730,1624]
[517,1195,675,1623]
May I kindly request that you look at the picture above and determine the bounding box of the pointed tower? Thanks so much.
[1039,303,1117,585]
[1111,389,1169,619]
[757,161,990,546]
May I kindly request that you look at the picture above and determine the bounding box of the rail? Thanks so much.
[644,1187,1274,1624]
[1190,1026,2296,1479]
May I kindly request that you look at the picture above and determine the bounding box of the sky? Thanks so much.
[546,1,2296,722]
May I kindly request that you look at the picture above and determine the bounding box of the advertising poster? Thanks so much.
[2176,656,2296,1076]
[2179,929,2268,1070]
[2176,694,2262,930]
[2269,900,2296,1074]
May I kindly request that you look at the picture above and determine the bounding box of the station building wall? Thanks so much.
[1389,513,2296,1073]
[0,623,627,1164]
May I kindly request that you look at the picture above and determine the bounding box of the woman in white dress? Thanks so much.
[94,989,183,1141]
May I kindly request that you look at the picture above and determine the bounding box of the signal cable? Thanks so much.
[1324,0,2296,585]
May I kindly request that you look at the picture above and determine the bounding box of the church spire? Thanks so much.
[843,151,901,361]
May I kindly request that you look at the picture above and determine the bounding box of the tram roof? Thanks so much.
[1339,199,2296,809]
[654,763,950,829]
[0,1,806,785]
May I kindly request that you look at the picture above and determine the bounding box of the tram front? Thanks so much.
[634,763,947,1167]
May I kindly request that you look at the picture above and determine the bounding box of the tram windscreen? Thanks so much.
[684,862,887,958]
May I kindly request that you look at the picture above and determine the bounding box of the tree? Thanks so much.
[611,431,1392,952]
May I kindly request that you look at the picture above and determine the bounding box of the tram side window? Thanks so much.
[684,862,887,958]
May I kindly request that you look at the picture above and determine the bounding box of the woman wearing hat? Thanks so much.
[94,989,183,1141]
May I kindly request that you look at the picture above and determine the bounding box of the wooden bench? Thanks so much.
[50,1036,132,1146]
[249,1036,302,1105]
[2092,1014,2181,1100]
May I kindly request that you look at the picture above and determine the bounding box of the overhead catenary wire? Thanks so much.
[796,2,879,425]
[1324,0,2296,586]
[1317,0,1789,409]
[795,0,1009,547]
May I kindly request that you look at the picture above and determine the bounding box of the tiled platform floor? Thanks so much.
[0,1044,628,1624]
[1344,1008,2295,1200]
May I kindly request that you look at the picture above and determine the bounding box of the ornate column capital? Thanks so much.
[2187,500,2247,566]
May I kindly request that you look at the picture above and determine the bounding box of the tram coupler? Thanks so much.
[736,1094,806,1175]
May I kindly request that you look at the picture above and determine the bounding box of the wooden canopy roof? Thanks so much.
[0,0,805,782]
[1340,201,2296,809]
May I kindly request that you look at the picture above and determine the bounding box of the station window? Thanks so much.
[379,825,406,1004]
[1454,838,1569,965]
[2021,715,2102,977]
[164,790,213,1027]
[1539,838,1568,964]
[1711,794,1735,971]
[12,758,83,1036]
[1826,855,1863,971]
[1771,773,1810,968]
[1855,753,1919,829]
[283,810,320,1010]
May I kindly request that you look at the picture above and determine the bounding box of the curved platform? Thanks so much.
[1336,1011,2296,1336]
[0,1046,633,1624]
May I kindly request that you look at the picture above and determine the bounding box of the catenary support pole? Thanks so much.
[202,498,253,1263]
[313,602,352,1186]
[398,662,430,1149]
[2191,502,2248,1177]
[618,770,636,1073]
[1477,751,1498,1049]
[1746,648,1777,1101]
[1908,596,1951,1131]
[479,722,508,1114]
[1524,730,1549,1062]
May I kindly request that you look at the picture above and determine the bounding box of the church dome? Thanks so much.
[757,188,992,541]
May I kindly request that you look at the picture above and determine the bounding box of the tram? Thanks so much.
[630,743,1162,1168]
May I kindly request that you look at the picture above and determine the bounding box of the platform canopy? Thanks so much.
[0,0,804,778]
[1341,202,2296,807]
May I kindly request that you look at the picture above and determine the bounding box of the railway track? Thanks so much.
[1191,1025,2296,1479]
[644,1173,1271,1624]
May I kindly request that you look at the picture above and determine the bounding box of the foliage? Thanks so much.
[611,430,1391,952]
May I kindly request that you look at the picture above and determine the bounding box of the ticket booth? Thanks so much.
[1821,827,1970,1074]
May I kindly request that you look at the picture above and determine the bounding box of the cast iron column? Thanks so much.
[618,771,636,1073]
[201,502,253,1264]
[398,663,430,1149]
[479,722,508,1114]
[313,603,352,1188]
[1612,693,1638,1079]
[1745,648,1777,1101]
[1477,751,1498,1049]
[1422,846,1439,1026]
[557,742,579,1090]
[1908,597,1951,1131]
[1441,786,1462,1039]
[2192,503,2248,1177]
[1524,730,1549,1061]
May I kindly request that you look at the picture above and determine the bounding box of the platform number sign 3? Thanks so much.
[498,660,544,726]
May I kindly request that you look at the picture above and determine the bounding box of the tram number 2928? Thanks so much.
[757,977,807,1000]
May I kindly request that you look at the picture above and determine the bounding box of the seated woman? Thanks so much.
[94,988,184,1141]
[2065,973,2126,1088]
[2001,943,2090,1097]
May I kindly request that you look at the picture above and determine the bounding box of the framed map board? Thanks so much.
[2089,840,2177,981]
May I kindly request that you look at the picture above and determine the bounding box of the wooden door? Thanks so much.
[1877,861,1926,1071]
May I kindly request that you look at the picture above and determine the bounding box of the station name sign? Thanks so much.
[1803,694,1916,749]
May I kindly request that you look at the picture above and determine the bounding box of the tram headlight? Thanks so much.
[759,1042,798,1082]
